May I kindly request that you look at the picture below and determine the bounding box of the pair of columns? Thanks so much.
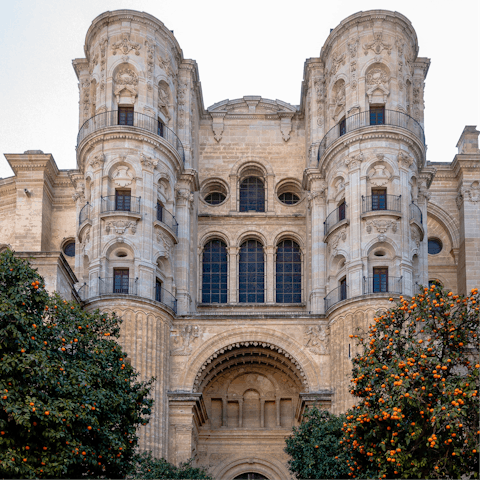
[220,396,285,428]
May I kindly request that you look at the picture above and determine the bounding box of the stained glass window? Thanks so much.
[239,240,264,303]
[276,240,301,303]
[202,240,228,303]
[239,177,265,212]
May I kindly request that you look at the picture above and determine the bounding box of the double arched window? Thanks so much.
[276,240,302,303]
[202,240,228,304]
[239,240,265,303]
[239,177,265,212]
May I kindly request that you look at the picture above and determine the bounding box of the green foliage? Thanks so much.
[0,250,154,478]
[340,285,480,479]
[285,407,351,479]
[132,451,212,479]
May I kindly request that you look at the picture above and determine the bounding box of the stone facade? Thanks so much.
[1,9,479,480]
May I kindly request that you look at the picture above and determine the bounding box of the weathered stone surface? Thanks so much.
[0,8,479,480]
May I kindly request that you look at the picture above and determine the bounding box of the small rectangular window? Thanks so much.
[118,107,134,126]
[372,189,387,211]
[338,201,346,221]
[157,201,163,222]
[115,190,131,211]
[340,277,347,301]
[113,269,129,294]
[339,118,346,136]
[370,106,385,126]
[373,267,388,293]
[157,119,164,137]
[155,279,162,303]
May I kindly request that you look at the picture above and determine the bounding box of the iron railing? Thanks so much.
[410,202,423,224]
[324,203,348,236]
[77,110,185,164]
[79,203,91,224]
[154,286,177,313]
[101,195,141,214]
[324,284,348,311]
[362,194,401,214]
[76,278,177,314]
[156,204,178,236]
[363,276,403,295]
[317,110,425,161]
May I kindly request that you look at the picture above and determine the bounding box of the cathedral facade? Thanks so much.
[1,9,479,480]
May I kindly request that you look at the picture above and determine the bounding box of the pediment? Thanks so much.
[208,96,297,116]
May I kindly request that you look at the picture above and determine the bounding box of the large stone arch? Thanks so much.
[427,201,460,250]
[213,456,289,480]
[182,327,322,393]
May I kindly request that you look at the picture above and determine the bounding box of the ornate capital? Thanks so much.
[418,186,431,203]
[345,152,365,170]
[88,153,105,170]
[140,153,158,170]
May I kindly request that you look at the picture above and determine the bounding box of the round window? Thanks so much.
[278,192,300,205]
[63,241,75,257]
[428,238,443,255]
[204,192,226,205]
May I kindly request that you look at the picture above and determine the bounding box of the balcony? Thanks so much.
[317,110,425,161]
[77,111,185,164]
[363,276,402,295]
[409,202,423,224]
[324,203,348,236]
[155,204,178,237]
[362,194,402,215]
[77,278,177,314]
[324,283,348,311]
[101,195,141,215]
[79,202,91,225]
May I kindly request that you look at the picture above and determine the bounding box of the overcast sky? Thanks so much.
[1,0,479,178]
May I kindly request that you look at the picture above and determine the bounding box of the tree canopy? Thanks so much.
[340,285,479,478]
[0,250,153,478]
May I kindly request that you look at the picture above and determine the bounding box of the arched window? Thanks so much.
[239,240,264,303]
[276,240,301,303]
[202,240,228,303]
[239,177,265,212]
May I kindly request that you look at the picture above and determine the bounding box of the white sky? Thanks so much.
[1,0,479,178]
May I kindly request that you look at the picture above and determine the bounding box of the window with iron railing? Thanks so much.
[115,190,132,211]
[370,106,385,125]
[339,117,347,136]
[371,189,387,210]
[113,269,130,294]
[118,107,134,126]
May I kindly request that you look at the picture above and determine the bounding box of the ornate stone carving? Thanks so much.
[88,53,98,75]
[368,165,392,186]
[365,219,398,234]
[461,182,480,203]
[88,153,105,169]
[330,80,346,119]
[156,231,173,258]
[412,80,424,121]
[175,186,193,206]
[347,37,359,58]
[345,152,364,170]
[158,86,171,121]
[366,66,389,103]
[171,325,201,355]
[81,78,90,118]
[144,40,155,81]
[279,112,294,142]
[140,153,158,170]
[363,32,392,56]
[114,68,139,103]
[395,37,405,56]
[307,183,327,209]
[411,227,421,248]
[314,78,325,127]
[418,185,431,203]
[304,324,329,355]
[398,151,414,168]
[329,228,347,255]
[105,220,137,235]
[211,112,225,142]
[112,166,133,187]
[158,52,175,77]
[350,61,357,90]
[111,33,141,56]
[330,50,345,75]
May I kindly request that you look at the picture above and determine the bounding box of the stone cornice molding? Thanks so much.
[5,153,60,189]
[77,131,184,174]
[302,167,324,191]
[179,169,200,192]
[318,129,425,177]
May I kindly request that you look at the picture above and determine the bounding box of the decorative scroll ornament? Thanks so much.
[114,68,139,104]
[398,151,414,168]
[314,78,325,127]
[158,86,171,121]
[330,50,346,75]
[156,231,173,258]
[368,165,392,186]
[171,325,201,355]
[140,153,157,170]
[347,37,359,58]
[105,220,137,235]
[112,166,133,188]
[304,324,329,355]
[111,33,141,56]
[411,227,421,248]
[144,40,155,81]
[395,37,405,56]
[345,152,365,170]
[89,153,105,169]
[329,228,347,256]
[363,32,393,56]
[366,219,398,234]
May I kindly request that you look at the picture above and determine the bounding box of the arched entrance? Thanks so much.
[233,473,269,479]
[194,342,304,479]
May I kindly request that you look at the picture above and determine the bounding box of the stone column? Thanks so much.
[228,246,239,303]
[276,397,281,427]
[307,179,327,313]
[222,398,228,427]
[345,152,365,297]
[260,399,265,428]
[265,245,275,303]
[417,185,430,289]
[175,187,193,314]
[238,399,243,427]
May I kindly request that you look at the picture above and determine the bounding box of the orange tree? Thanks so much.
[0,250,153,478]
[339,284,479,479]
